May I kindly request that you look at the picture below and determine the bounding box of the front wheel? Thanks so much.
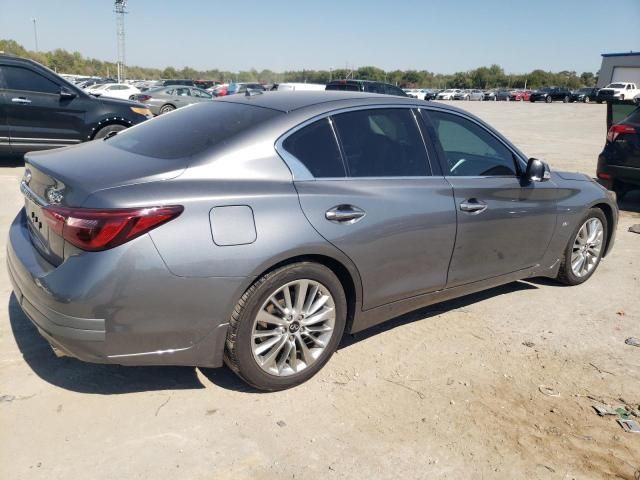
[545,96,552,103]
[93,124,126,140]
[224,262,347,391]
[584,96,590,103]
[563,96,570,103]
[556,209,607,285]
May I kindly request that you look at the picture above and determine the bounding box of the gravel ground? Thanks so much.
[0,101,639,480]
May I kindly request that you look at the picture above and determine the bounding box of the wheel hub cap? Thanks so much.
[251,279,336,376]
[570,217,604,277]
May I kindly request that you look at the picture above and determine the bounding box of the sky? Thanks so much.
[1,0,639,74]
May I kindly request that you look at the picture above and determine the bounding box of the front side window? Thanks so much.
[332,108,430,177]
[425,110,518,177]
[192,88,211,98]
[1,66,60,94]
[175,87,191,96]
[282,118,345,178]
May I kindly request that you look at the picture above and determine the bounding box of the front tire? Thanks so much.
[93,124,126,140]
[584,96,590,103]
[545,96,552,103]
[563,96,570,103]
[224,262,347,391]
[556,209,607,285]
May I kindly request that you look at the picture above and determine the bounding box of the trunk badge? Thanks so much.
[46,187,64,205]
[23,169,32,185]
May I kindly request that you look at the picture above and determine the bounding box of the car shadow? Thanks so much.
[338,280,538,350]
[9,281,540,394]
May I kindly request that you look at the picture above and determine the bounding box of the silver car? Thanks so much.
[8,92,618,391]
[130,86,213,115]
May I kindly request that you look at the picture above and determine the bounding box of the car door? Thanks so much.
[190,88,212,103]
[173,87,192,106]
[421,108,557,287]
[2,64,86,150]
[0,78,10,155]
[282,107,457,310]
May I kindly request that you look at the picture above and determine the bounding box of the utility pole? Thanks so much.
[32,18,39,52]
[114,0,128,83]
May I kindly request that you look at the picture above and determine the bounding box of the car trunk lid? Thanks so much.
[22,140,187,265]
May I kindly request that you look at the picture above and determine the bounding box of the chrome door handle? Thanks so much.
[325,205,366,224]
[459,199,488,214]
[11,97,32,104]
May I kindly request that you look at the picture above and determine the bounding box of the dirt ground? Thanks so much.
[0,101,639,480]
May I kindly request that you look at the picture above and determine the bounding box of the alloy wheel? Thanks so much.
[570,218,604,277]
[251,279,336,376]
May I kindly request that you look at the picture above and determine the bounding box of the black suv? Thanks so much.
[0,55,152,157]
[529,87,572,103]
[325,79,408,97]
[597,102,640,198]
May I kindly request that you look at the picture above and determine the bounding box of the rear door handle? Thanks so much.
[460,199,488,214]
[11,97,32,104]
[325,205,366,224]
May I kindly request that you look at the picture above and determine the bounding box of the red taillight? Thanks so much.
[607,124,636,143]
[42,205,183,252]
[597,172,611,180]
[139,94,152,101]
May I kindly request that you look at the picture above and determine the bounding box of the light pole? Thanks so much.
[32,18,39,52]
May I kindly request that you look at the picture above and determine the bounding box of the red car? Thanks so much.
[510,90,532,101]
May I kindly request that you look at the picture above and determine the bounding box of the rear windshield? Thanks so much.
[326,83,361,92]
[607,84,626,89]
[107,102,281,159]
[623,107,640,125]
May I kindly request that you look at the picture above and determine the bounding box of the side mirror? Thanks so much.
[525,158,551,182]
[60,87,77,99]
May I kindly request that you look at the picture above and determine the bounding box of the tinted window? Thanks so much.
[332,108,430,177]
[326,82,361,92]
[366,83,385,94]
[175,87,190,96]
[2,66,60,94]
[282,119,345,178]
[108,102,281,159]
[426,110,517,176]
[384,84,407,97]
[192,88,211,98]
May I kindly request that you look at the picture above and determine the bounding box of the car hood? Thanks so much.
[24,139,187,207]
[554,170,592,182]
[95,95,146,109]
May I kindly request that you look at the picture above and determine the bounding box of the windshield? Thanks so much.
[107,101,281,159]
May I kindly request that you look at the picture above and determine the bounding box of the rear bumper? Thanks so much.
[597,153,640,187]
[7,209,245,367]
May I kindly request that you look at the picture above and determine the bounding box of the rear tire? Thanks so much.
[93,124,126,140]
[224,262,347,391]
[556,208,607,286]
[584,96,590,103]
[160,104,175,114]
[563,96,570,103]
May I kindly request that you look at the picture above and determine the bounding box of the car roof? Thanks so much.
[215,90,471,114]
[215,91,410,113]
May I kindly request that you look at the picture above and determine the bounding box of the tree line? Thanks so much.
[0,39,597,89]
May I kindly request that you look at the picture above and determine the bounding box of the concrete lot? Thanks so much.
[0,101,639,480]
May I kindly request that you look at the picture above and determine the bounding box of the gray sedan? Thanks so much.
[130,86,213,115]
[9,92,618,391]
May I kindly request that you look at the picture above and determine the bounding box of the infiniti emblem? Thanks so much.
[23,169,32,185]
[46,187,64,205]
[288,321,300,333]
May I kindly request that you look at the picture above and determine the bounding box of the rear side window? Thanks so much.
[282,119,345,178]
[108,102,281,159]
[1,66,60,94]
[332,108,430,177]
